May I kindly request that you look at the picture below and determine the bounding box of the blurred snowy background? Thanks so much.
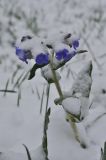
[0,0,106,159]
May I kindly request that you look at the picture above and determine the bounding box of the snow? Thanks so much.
[0,0,106,160]
[53,42,71,53]
[83,105,106,129]
[0,145,45,160]
[41,65,61,82]
[71,61,92,97]
[16,36,46,58]
[80,97,89,120]
[75,122,90,148]
[62,97,81,116]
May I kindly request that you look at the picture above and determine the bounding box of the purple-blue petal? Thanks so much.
[56,49,69,60]
[35,53,49,65]
[15,47,28,64]
[72,40,79,50]
[64,50,77,61]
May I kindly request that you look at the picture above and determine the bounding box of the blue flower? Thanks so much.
[63,53,72,61]
[15,47,28,64]
[64,50,77,61]
[35,53,49,65]
[55,49,77,62]
[72,39,79,50]
[56,49,69,61]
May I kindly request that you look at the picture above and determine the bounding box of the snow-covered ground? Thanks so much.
[0,0,106,159]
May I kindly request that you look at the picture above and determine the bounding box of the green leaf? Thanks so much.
[11,68,19,84]
[101,142,106,160]
[13,71,25,89]
[18,71,30,87]
[101,148,104,160]
[28,64,48,80]
[3,79,10,97]
[28,64,37,80]
[0,90,16,93]
[103,142,106,160]
[17,88,21,107]
[77,50,88,54]
[42,107,51,160]
[45,108,51,131]
[23,144,32,160]
[40,85,45,114]
[35,86,40,100]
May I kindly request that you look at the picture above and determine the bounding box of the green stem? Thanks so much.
[49,57,79,142]
[49,63,63,99]
[66,113,79,142]
[42,83,50,160]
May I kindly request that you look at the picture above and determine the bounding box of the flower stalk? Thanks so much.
[42,83,50,160]
[48,49,80,143]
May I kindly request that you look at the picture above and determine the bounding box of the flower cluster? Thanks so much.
[15,34,80,66]
[56,49,76,61]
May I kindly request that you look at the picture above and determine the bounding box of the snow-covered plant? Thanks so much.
[61,61,92,148]
[15,32,89,156]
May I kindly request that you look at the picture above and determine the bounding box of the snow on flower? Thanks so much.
[21,35,32,42]
[15,33,81,66]
[15,47,28,64]
[15,33,85,81]
[55,49,77,61]
[64,34,80,49]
